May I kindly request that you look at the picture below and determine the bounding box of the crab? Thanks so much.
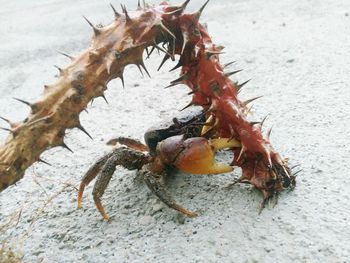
[77,108,242,220]
[77,106,298,221]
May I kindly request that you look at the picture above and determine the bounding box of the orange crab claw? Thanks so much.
[158,135,240,174]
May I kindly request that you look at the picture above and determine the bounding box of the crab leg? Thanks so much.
[142,165,197,218]
[92,155,121,221]
[78,147,150,220]
[106,137,148,152]
[77,152,113,208]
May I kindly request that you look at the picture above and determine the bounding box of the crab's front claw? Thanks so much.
[158,135,240,174]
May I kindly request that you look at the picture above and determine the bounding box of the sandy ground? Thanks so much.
[0,0,350,262]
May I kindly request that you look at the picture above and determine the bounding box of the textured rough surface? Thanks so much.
[0,0,350,262]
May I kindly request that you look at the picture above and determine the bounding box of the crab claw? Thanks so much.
[158,135,240,174]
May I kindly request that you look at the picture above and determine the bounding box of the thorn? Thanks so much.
[0,116,10,124]
[153,42,172,57]
[137,0,141,9]
[13,97,32,108]
[260,114,269,128]
[182,0,191,8]
[0,127,12,133]
[160,22,176,40]
[136,64,144,76]
[181,32,188,54]
[250,121,261,126]
[101,94,109,104]
[158,54,170,71]
[119,75,125,88]
[187,87,199,95]
[180,102,193,111]
[243,95,263,106]
[169,59,183,72]
[164,81,182,89]
[139,60,151,78]
[293,169,302,176]
[120,4,131,21]
[54,65,63,73]
[61,143,74,153]
[0,117,17,129]
[223,61,236,68]
[205,50,224,59]
[147,46,156,59]
[145,47,150,58]
[290,164,301,170]
[165,0,190,15]
[83,16,101,36]
[225,69,243,77]
[57,50,74,60]
[77,125,93,140]
[38,158,52,166]
[236,79,251,92]
[237,146,245,162]
[172,73,188,82]
[194,0,210,20]
[110,3,120,18]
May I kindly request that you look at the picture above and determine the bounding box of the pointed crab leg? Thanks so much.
[142,165,197,217]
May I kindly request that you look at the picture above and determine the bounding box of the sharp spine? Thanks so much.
[166,0,190,15]
[101,94,109,104]
[158,54,170,71]
[180,102,193,111]
[0,116,10,124]
[13,98,33,108]
[0,127,12,133]
[147,46,156,58]
[57,50,74,60]
[243,95,263,106]
[225,69,243,77]
[38,158,52,166]
[153,42,172,57]
[169,60,183,72]
[194,0,210,19]
[260,114,269,128]
[77,125,93,140]
[139,60,151,78]
[171,73,188,83]
[137,0,141,9]
[160,22,176,40]
[223,61,236,68]
[293,169,302,176]
[120,4,131,21]
[83,16,101,35]
[120,75,125,88]
[236,79,250,92]
[110,4,120,18]
[266,126,273,139]
[61,143,74,153]
[54,65,63,73]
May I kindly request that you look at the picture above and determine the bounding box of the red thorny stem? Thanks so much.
[0,1,295,202]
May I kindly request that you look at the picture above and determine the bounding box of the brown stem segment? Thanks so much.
[0,1,295,197]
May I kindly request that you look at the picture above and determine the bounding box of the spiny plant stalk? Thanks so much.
[0,1,295,201]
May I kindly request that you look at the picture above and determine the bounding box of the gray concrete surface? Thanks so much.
[0,0,350,262]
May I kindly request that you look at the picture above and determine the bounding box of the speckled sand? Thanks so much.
[0,0,349,262]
